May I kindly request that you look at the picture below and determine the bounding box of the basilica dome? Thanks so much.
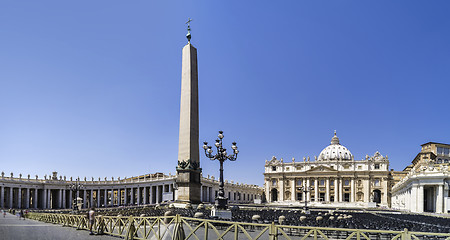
[318,131,353,161]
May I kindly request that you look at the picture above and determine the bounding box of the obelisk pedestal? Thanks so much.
[176,42,202,204]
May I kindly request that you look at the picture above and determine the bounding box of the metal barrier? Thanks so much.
[27,212,450,240]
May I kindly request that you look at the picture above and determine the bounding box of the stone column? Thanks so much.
[97,189,101,208]
[34,189,38,209]
[417,185,424,212]
[302,179,306,201]
[306,178,311,201]
[130,188,134,205]
[62,189,66,209]
[104,189,108,207]
[149,186,153,204]
[363,179,370,202]
[314,179,319,202]
[334,179,338,202]
[436,184,444,213]
[291,179,296,201]
[69,189,73,209]
[82,190,87,209]
[0,186,4,208]
[339,178,343,202]
[9,187,13,208]
[350,178,355,202]
[143,187,147,204]
[42,189,47,209]
[117,189,121,206]
[326,179,330,202]
[124,188,128,205]
[90,190,94,208]
[18,187,22,209]
[47,189,51,209]
[137,187,141,205]
[156,185,160,203]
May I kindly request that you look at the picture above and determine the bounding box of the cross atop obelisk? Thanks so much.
[176,19,201,203]
[186,18,193,43]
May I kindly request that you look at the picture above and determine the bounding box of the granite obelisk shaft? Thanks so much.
[176,43,201,203]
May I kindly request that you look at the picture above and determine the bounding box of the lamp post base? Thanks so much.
[215,197,228,210]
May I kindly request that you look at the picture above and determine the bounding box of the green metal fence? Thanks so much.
[27,212,450,240]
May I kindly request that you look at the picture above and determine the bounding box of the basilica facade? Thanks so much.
[264,132,392,207]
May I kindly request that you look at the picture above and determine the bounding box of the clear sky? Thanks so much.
[1,1,449,186]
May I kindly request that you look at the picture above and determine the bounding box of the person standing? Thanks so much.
[88,207,95,235]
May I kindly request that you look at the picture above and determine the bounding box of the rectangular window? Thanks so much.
[297,180,302,186]
[445,148,450,156]
[357,165,362,170]
[374,179,380,186]
[285,167,290,171]
[330,180,334,186]
[320,180,325,186]
[272,180,277,186]
[272,166,277,171]
[344,165,350,169]
[374,164,380,169]
[344,180,350,186]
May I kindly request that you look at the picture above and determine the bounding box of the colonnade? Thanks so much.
[0,180,174,210]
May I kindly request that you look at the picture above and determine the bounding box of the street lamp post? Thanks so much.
[203,131,239,210]
[69,181,83,212]
[298,185,314,214]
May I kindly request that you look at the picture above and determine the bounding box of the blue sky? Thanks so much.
[1,1,449,186]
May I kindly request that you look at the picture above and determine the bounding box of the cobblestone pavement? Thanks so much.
[0,212,119,240]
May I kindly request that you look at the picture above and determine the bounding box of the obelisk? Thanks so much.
[176,19,202,203]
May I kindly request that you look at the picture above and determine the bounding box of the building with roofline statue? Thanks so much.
[391,142,450,213]
[264,131,393,208]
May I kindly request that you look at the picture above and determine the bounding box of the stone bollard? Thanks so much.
[194,212,204,218]
[278,215,286,225]
[252,215,261,222]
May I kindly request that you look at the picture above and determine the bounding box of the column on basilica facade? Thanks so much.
[326,179,330,202]
[363,179,370,202]
[291,179,295,201]
[306,178,311,201]
[58,189,62,209]
[350,178,355,202]
[338,178,343,202]
[314,179,318,202]
[334,179,338,202]
[124,188,128,205]
[302,179,306,201]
